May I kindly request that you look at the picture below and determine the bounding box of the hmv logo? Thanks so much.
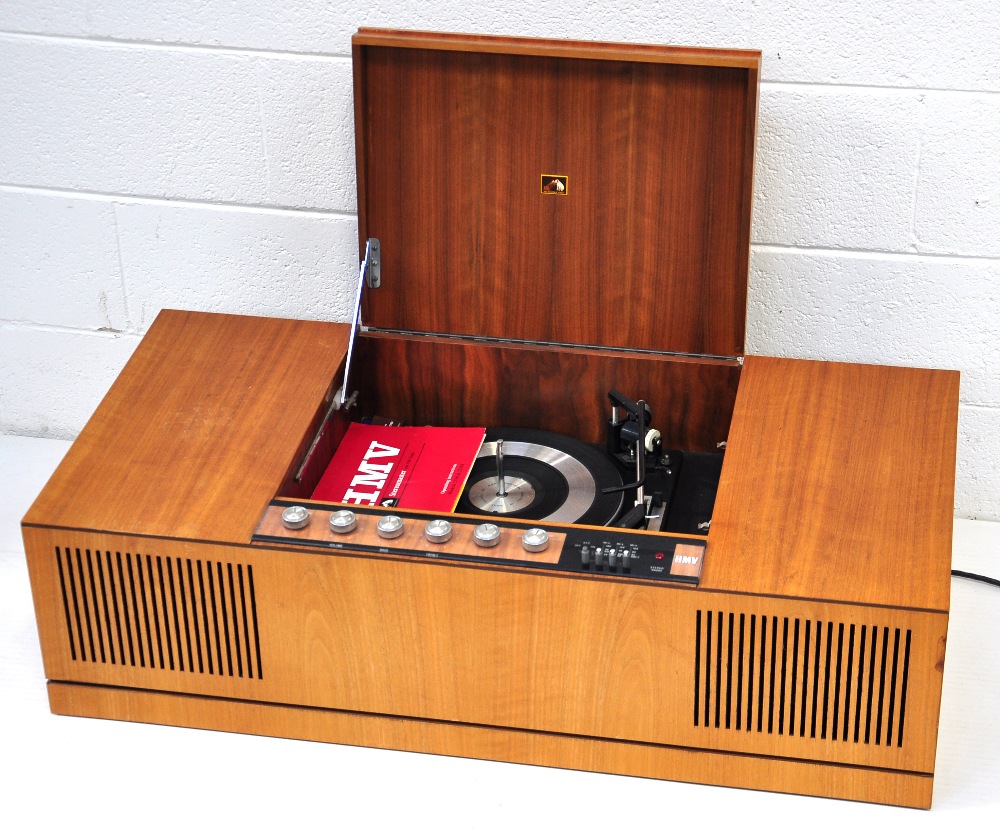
[341,441,400,505]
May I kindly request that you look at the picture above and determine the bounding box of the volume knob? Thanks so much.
[329,510,357,534]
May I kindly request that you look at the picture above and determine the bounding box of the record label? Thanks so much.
[456,428,624,526]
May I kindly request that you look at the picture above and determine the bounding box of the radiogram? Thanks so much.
[22,30,959,808]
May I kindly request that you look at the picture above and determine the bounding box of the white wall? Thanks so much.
[1,2,997,519]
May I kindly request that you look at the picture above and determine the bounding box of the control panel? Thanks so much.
[253,501,706,585]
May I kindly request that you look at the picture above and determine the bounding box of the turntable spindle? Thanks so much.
[459,429,624,525]
[496,439,507,498]
[465,439,537,515]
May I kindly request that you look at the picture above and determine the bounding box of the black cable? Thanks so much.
[952,569,1000,589]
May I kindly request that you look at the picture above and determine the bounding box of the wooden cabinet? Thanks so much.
[22,31,959,808]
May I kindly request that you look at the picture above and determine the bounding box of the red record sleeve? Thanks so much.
[311,424,486,512]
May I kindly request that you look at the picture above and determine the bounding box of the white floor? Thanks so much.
[2,434,998,827]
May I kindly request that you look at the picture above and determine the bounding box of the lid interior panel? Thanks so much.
[355,37,758,356]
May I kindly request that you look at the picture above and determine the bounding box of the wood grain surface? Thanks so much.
[24,527,947,775]
[353,33,759,357]
[20,315,956,808]
[22,311,351,543]
[353,28,762,67]
[355,333,740,452]
[49,683,935,807]
[708,356,960,610]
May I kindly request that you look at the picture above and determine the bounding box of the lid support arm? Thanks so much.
[335,237,379,409]
[292,238,379,483]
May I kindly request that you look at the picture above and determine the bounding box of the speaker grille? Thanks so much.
[693,611,910,747]
[55,547,262,679]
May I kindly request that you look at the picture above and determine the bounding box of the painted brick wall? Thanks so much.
[1,2,997,519]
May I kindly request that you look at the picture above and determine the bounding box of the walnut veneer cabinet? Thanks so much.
[23,31,959,808]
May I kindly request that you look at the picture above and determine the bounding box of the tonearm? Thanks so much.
[603,389,663,528]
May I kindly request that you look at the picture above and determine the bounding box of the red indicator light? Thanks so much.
[655,552,665,560]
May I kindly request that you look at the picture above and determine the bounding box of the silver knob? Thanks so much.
[376,514,405,539]
[473,523,501,548]
[281,505,310,530]
[521,527,550,553]
[424,519,453,543]
[329,510,357,534]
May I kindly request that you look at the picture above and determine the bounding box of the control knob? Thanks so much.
[473,523,501,548]
[376,514,405,539]
[424,519,453,544]
[329,509,357,534]
[281,505,310,530]
[521,527,550,553]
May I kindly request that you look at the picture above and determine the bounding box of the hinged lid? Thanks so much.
[353,29,760,357]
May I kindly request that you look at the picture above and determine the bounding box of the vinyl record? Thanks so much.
[456,428,624,526]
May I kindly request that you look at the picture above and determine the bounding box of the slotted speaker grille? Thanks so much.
[694,610,911,747]
[55,547,262,679]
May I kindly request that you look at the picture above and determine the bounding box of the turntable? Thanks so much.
[21,30,959,807]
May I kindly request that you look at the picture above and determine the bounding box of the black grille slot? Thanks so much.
[694,610,910,747]
[55,547,262,679]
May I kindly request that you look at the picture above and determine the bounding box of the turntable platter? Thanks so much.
[456,428,624,525]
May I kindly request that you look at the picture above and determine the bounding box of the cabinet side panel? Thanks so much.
[23,527,79,680]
